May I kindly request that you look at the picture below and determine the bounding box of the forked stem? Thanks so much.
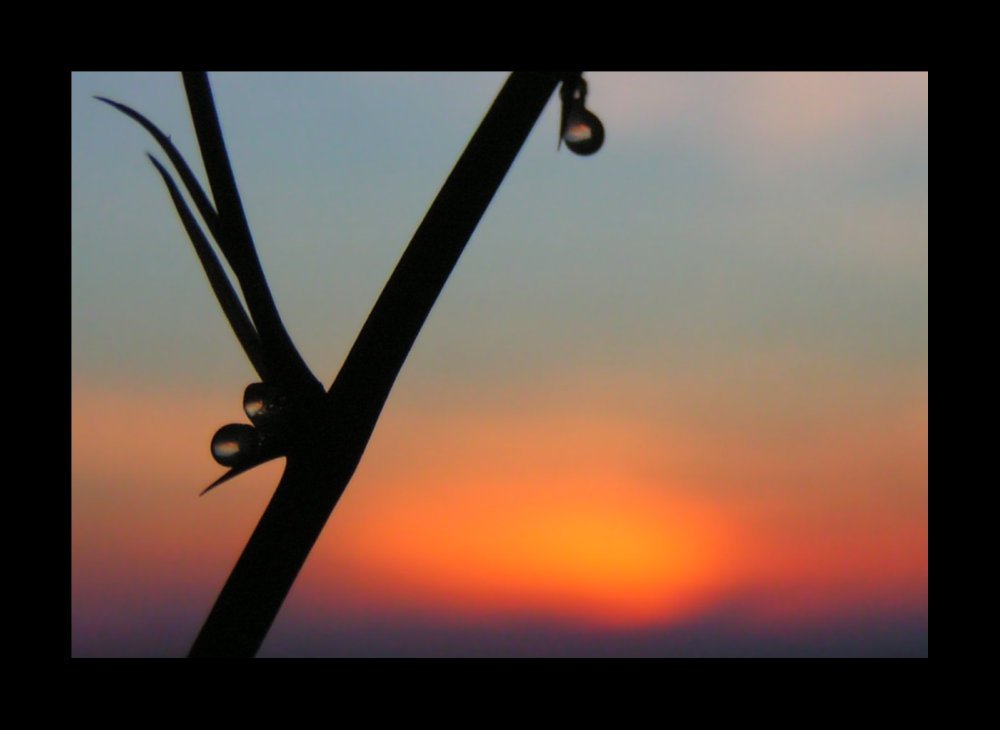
[188,72,561,657]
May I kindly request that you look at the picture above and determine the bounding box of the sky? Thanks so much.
[71,72,928,657]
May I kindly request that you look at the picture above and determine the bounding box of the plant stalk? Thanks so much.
[189,72,560,657]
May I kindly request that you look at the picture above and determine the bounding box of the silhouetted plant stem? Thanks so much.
[182,72,321,397]
[188,72,561,658]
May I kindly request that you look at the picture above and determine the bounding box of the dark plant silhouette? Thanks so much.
[100,71,603,657]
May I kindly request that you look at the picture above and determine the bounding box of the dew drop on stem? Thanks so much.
[211,423,259,467]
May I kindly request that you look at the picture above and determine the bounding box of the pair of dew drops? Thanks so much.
[211,382,287,468]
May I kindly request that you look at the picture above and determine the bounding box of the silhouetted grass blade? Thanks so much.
[200,465,253,496]
[95,96,224,244]
[180,73,322,396]
[178,74,261,280]
[200,455,285,496]
[148,154,268,379]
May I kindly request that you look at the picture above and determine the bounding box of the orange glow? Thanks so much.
[319,477,736,627]
[74,375,927,636]
[72,383,283,590]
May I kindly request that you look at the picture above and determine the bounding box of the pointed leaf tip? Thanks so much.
[200,467,243,496]
[146,152,166,172]
[95,95,126,111]
[200,453,284,496]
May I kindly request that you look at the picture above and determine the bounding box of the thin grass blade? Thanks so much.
[181,73,322,394]
[148,154,268,379]
[200,452,285,496]
[200,465,252,496]
[96,96,223,244]
[179,74,261,279]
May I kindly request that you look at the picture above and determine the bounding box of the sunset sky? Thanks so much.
[71,72,928,657]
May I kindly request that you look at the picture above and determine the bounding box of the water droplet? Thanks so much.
[243,382,286,423]
[211,424,259,467]
[559,76,605,156]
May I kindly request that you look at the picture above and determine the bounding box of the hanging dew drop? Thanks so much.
[211,424,259,467]
[559,76,605,157]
